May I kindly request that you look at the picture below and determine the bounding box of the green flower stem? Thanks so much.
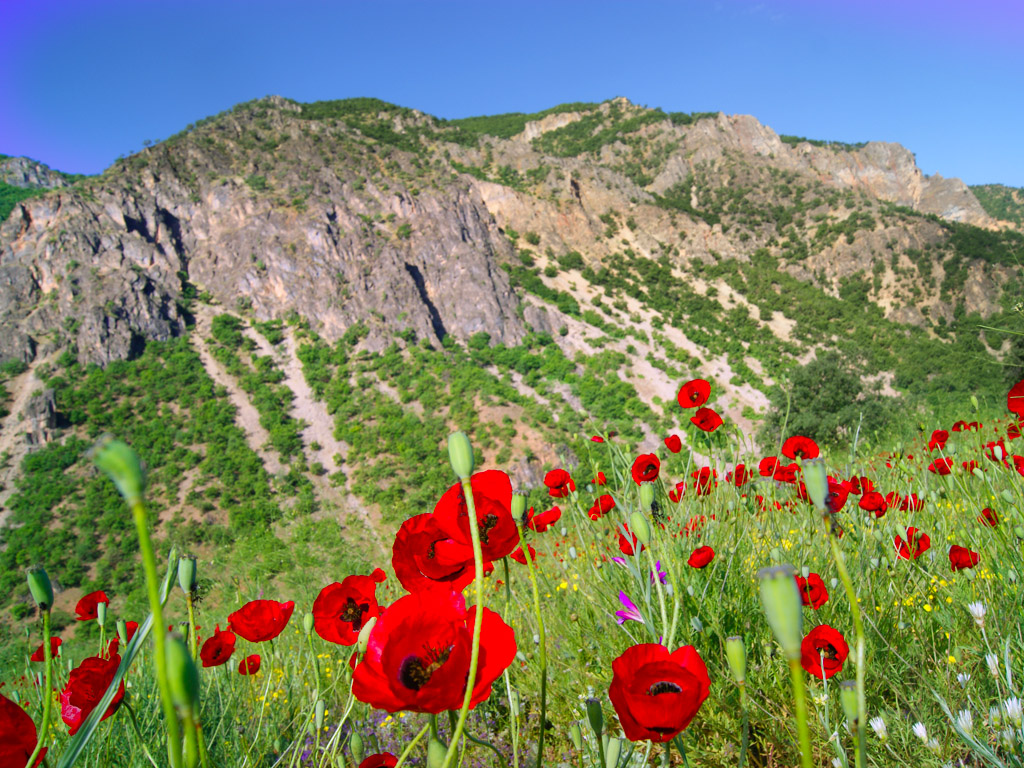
[503,670,520,768]
[306,632,322,702]
[186,593,199,662]
[182,710,200,768]
[195,719,211,768]
[737,682,749,768]
[132,499,183,768]
[518,529,548,768]
[392,723,430,768]
[123,699,160,768]
[787,659,813,768]
[828,533,867,768]
[26,609,53,768]
[440,477,486,768]
[645,545,669,644]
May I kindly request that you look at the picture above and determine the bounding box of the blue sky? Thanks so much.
[2,0,1022,185]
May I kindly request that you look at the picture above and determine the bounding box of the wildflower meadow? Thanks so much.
[4,376,1024,768]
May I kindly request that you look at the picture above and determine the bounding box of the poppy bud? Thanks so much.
[946,441,958,455]
[314,700,325,731]
[273,738,283,754]
[1009,569,1018,583]
[303,612,314,636]
[872,529,884,543]
[800,566,810,578]
[26,566,53,611]
[1015,526,1024,541]
[97,601,107,626]
[770,547,782,563]
[839,681,858,725]
[1002,490,1015,504]
[758,565,803,661]
[427,736,447,768]
[605,736,621,768]
[166,633,200,713]
[447,431,474,480]
[585,697,604,736]
[569,721,583,750]
[511,491,527,521]
[356,616,377,656]
[116,618,128,644]
[638,482,655,511]
[569,546,577,559]
[177,556,198,595]
[802,459,828,512]
[91,435,145,506]
[972,467,986,480]
[725,636,746,684]
[963,568,976,581]
[349,732,364,765]
[971,395,979,411]
[628,511,652,546]
[509,689,521,718]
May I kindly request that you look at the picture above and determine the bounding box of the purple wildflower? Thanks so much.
[615,591,644,625]
[650,560,668,585]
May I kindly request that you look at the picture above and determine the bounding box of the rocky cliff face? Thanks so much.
[0,96,1015,377]
[0,156,72,189]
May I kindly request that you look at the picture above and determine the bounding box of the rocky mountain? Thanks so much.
[1,96,1022,620]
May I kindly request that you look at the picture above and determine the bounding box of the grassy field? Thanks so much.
[5,377,1024,768]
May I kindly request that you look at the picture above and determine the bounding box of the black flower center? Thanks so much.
[398,644,453,690]
[478,513,499,545]
[339,597,370,630]
[821,643,839,661]
[647,681,682,696]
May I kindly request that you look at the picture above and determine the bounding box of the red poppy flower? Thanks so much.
[30,637,62,662]
[928,430,949,452]
[825,479,849,514]
[677,379,711,409]
[433,470,519,562]
[526,506,561,533]
[1013,455,1024,478]
[0,691,45,767]
[963,459,981,473]
[593,471,607,486]
[858,491,887,518]
[75,591,109,622]
[782,435,819,460]
[928,457,953,476]
[589,494,616,520]
[199,625,236,668]
[795,574,829,610]
[979,507,998,527]
[1008,423,1022,440]
[543,469,576,498]
[683,515,709,538]
[984,439,1007,463]
[61,653,125,736]
[664,435,682,453]
[631,454,661,485]
[228,600,295,643]
[800,625,849,680]
[895,527,931,560]
[124,621,139,643]
[359,755,398,768]
[690,467,717,496]
[1008,378,1024,418]
[687,546,715,569]
[773,462,799,484]
[758,456,779,476]
[352,586,516,714]
[314,574,383,646]
[951,420,968,432]
[668,482,686,503]
[591,435,605,443]
[238,655,261,675]
[617,525,643,556]
[901,493,924,512]
[727,464,751,487]
[949,545,980,571]
[608,643,710,743]
[392,513,475,593]
[510,544,537,565]
[690,407,723,433]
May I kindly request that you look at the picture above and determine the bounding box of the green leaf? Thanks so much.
[56,548,179,768]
